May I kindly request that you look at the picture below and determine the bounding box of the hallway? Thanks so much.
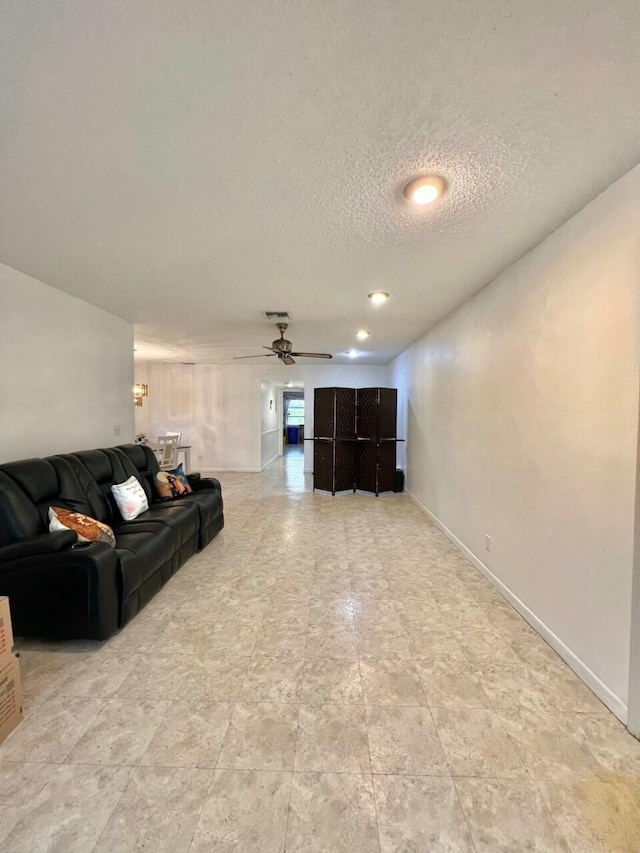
[2,454,640,851]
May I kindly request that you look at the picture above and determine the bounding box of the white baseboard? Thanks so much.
[407,489,628,724]
[260,454,279,471]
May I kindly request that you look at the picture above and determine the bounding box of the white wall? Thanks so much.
[134,362,390,472]
[629,397,640,735]
[260,380,280,469]
[134,363,262,471]
[391,165,640,722]
[1,263,134,461]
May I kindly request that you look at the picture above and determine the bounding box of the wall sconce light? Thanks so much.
[133,383,148,407]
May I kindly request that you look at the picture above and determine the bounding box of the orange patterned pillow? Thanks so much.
[48,506,116,548]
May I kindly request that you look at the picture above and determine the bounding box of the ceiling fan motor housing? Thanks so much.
[273,337,292,353]
[273,322,292,353]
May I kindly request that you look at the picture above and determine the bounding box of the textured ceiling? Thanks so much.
[2,1,639,365]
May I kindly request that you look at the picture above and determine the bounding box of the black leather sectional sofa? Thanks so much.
[0,444,223,641]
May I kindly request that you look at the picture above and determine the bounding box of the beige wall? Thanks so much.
[391,165,640,721]
[1,263,134,461]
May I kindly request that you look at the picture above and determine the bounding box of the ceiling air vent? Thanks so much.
[263,311,291,320]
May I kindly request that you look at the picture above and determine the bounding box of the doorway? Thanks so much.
[283,389,305,457]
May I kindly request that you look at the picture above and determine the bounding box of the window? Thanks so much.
[286,399,304,426]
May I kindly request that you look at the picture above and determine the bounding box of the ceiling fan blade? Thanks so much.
[281,354,296,366]
[290,352,333,359]
[233,353,277,359]
[262,346,278,352]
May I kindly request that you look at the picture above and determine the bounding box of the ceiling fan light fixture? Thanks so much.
[368,291,389,305]
[403,174,445,205]
[356,330,370,340]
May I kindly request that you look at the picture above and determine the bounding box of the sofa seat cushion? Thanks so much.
[155,491,221,541]
[154,489,223,548]
[114,526,177,599]
[183,491,222,524]
[114,502,200,547]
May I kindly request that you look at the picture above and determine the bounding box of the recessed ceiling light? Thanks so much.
[368,291,389,305]
[356,330,370,340]
[347,350,359,358]
[403,175,445,206]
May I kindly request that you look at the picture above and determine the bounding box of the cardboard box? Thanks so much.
[0,597,15,670]
[0,655,23,745]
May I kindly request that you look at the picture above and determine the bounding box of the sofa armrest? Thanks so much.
[0,540,120,640]
[0,531,77,563]
[188,476,221,491]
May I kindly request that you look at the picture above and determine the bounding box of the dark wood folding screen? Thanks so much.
[313,387,357,494]
[312,387,399,495]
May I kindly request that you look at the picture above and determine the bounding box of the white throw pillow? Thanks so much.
[111,476,149,521]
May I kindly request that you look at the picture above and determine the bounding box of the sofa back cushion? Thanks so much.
[103,447,139,482]
[0,470,44,545]
[70,448,153,519]
[113,444,158,503]
[1,459,58,506]
[118,443,158,475]
[71,449,124,522]
[51,453,113,524]
[0,458,91,530]
[45,455,97,516]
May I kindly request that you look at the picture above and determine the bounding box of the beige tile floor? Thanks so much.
[2,447,640,851]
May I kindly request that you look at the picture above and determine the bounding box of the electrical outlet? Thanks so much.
[113,424,121,437]
[485,534,491,552]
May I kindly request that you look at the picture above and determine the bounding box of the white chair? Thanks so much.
[156,434,180,470]
[166,431,182,445]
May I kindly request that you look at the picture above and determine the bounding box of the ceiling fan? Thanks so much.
[233,323,333,366]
